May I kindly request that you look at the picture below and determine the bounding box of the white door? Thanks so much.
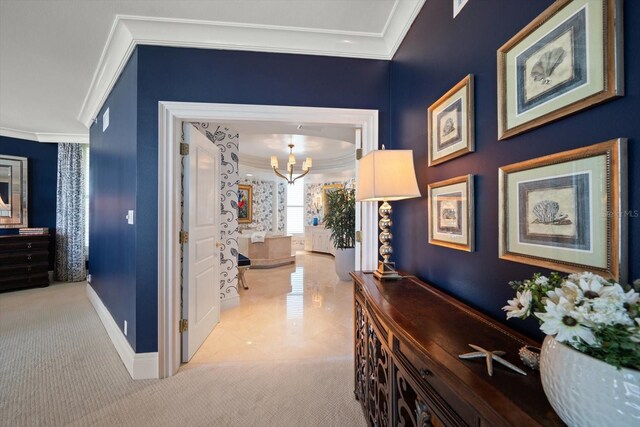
[182,124,221,362]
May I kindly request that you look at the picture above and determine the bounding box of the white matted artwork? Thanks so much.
[453,0,469,18]
[428,75,474,166]
[498,138,627,281]
[428,174,474,252]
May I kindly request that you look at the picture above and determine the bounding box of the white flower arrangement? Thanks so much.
[504,272,640,370]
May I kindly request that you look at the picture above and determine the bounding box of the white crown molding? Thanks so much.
[77,0,425,128]
[0,127,88,144]
[86,283,159,380]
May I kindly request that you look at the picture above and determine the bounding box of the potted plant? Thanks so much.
[323,187,356,281]
[503,272,640,426]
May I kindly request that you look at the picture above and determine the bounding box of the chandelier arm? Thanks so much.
[292,168,310,184]
[272,167,290,182]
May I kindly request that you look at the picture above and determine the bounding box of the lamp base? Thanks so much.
[373,261,402,281]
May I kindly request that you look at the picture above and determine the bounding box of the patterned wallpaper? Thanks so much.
[238,177,278,232]
[304,178,355,226]
[277,182,286,232]
[191,122,239,302]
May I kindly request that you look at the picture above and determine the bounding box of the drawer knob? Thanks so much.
[419,368,433,378]
[28,243,32,248]
[27,255,32,260]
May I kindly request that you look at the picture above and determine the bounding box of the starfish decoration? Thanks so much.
[458,344,527,376]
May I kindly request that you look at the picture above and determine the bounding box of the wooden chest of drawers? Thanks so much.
[351,271,562,427]
[0,234,50,292]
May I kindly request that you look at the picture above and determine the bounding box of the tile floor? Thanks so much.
[189,251,354,365]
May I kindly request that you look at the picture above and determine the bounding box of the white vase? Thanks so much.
[334,248,355,281]
[540,335,640,427]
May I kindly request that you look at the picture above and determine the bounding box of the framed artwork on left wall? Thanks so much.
[237,184,253,224]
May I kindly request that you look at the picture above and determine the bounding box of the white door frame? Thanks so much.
[158,102,379,378]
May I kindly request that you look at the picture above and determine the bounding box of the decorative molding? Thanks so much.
[0,127,88,144]
[86,284,159,380]
[78,0,425,127]
[158,102,379,378]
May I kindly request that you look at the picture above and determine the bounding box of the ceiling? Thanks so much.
[0,0,425,143]
[232,121,356,179]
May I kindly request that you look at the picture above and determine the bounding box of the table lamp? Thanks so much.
[356,146,421,280]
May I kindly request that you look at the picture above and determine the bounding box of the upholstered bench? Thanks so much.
[238,253,251,290]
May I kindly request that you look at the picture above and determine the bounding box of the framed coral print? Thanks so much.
[428,75,474,166]
[428,175,474,252]
[499,139,627,281]
[238,184,253,224]
[497,0,623,140]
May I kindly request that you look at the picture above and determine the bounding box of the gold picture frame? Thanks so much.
[238,184,253,224]
[322,183,343,218]
[428,75,475,166]
[428,175,474,252]
[499,139,627,281]
[497,0,623,140]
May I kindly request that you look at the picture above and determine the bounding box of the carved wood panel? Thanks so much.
[367,319,390,426]
[395,364,447,427]
[354,298,367,403]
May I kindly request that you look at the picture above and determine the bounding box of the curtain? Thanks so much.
[55,143,86,282]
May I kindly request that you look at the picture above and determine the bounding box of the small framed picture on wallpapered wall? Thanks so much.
[499,139,627,281]
[497,0,623,140]
[238,184,253,224]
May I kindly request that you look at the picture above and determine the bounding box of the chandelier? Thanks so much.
[270,144,312,184]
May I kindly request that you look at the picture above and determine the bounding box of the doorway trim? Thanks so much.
[158,102,379,378]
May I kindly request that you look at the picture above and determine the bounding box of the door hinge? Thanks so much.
[356,148,363,160]
[180,143,189,155]
[179,319,188,333]
[179,230,189,244]
[355,230,362,243]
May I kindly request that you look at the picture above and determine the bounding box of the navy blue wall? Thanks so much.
[89,50,138,350]
[0,136,58,235]
[391,0,639,339]
[132,46,390,352]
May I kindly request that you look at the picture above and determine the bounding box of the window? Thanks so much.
[286,178,304,235]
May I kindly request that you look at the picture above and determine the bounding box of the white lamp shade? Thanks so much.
[305,157,312,168]
[288,153,296,165]
[356,149,421,202]
[302,161,308,171]
[270,156,279,168]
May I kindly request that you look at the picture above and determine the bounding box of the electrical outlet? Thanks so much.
[124,320,128,336]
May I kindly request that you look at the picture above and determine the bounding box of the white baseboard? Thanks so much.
[86,284,159,379]
[221,294,240,311]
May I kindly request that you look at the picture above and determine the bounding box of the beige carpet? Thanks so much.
[0,282,365,426]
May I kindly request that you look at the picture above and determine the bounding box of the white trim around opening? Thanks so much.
[158,102,379,378]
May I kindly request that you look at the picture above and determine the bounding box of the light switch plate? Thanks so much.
[102,108,109,132]
[126,210,134,225]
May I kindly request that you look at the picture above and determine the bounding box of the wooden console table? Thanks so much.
[351,271,562,427]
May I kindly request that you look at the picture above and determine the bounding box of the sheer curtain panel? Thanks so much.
[55,143,86,282]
